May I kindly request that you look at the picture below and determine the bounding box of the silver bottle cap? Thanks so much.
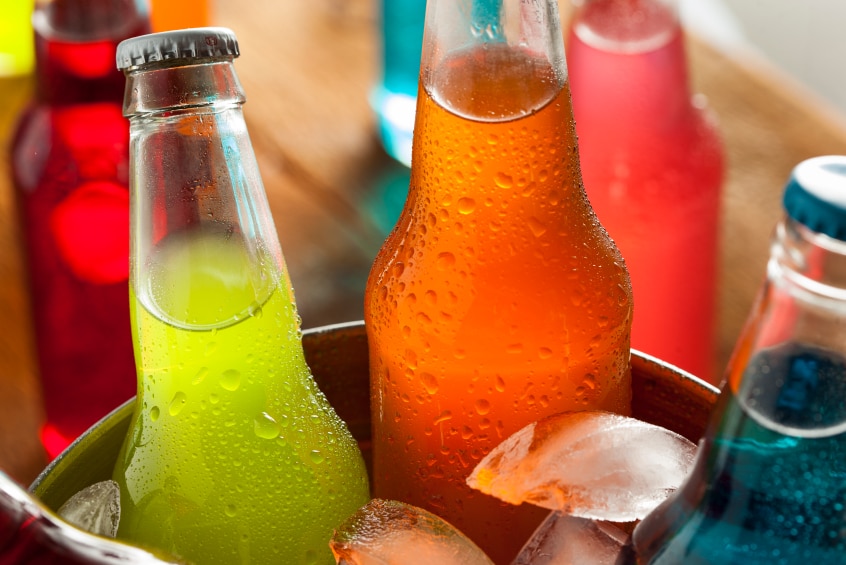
[116,27,239,70]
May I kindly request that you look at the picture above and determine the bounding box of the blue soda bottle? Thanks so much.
[371,0,426,166]
[631,155,846,564]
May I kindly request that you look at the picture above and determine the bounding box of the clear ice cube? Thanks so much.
[467,411,697,522]
[514,512,630,565]
[330,498,494,565]
[57,480,121,538]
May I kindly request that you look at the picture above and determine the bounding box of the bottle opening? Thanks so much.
[572,0,678,54]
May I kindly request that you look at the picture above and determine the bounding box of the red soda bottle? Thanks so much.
[0,471,180,563]
[567,0,724,382]
[10,0,150,458]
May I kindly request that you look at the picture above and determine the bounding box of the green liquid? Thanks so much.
[114,230,370,564]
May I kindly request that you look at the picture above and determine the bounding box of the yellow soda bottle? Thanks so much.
[112,28,369,564]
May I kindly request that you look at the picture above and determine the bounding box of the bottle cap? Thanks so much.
[783,155,846,240]
[116,27,239,70]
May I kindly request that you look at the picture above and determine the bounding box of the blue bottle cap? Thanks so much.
[783,155,846,241]
[116,27,239,71]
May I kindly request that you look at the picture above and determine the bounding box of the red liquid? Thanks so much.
[567,0,724,382]
[0,473,179,564]
[11,2,149,458]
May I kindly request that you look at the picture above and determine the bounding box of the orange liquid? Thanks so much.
[365,44,633,564]
[149,0,210,32]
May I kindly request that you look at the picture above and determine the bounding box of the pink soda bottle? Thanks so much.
[10,0,150,458]
[567,0,724,382]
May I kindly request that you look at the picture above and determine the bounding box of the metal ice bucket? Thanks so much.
[31,321,719,511]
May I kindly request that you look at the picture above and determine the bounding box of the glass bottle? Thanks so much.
[566,0,724,382]
[632,155,846,564]
[112,28,370,564]
[0,472,180,564]
[363,0,634,562]
[10,0,151,459]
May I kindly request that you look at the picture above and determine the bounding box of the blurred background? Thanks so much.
[685,0,846,119]
[1,0,845,486]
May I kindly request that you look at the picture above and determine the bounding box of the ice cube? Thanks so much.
[57,480,121,538]
[466,411,697,522]
[330,498,494,565]
[514,512,631,565]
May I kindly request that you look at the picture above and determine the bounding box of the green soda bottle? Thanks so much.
[112,28,370,564]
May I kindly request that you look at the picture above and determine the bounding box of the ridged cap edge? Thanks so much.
[116,27,239,70]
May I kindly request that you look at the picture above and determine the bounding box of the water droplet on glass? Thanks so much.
[420,372,439,394]
[220,369,241,391]
[539,347,553,359]
[193,366,209,385]
[169,392,187,416]
[475,399,491,415]
[495,376,506,392]
[495,172,513,188]
[433,410,452,425]
[150,406,160,421]
[310,450,325,464]
[205,341,217,357]
[225,504,237,517]
[528,217,547,237]
[437,252,455,270]
[254,412,281,439]
[458,198,476,214]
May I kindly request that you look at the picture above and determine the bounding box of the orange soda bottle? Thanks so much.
[364,0,634,562]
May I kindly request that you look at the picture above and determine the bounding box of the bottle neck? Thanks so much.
[33,0,150,105]
[567,0,693,129]
[123,59,245,117]
[126,58,285,321]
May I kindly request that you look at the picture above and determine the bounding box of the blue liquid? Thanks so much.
[372,0,426,167]
[636,343,846,564]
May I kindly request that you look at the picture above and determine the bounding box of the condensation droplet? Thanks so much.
[254,412,281,439]
[495,376,506,392]
[225,504,237,517]
[507,343,523,354]
[475,399,491,415]
[420,372,439,394]
[204,341,217,357]
[433,410,452,425]
[437,252,455,270]
[220,369,241,391]
[458,198,476,214]
[150,406,160,421]
[539,347,553,359]
[310,450,325,464]
[528,217,547,237]
[495,172,513,188]
[193,367,209,385]
[169,392,187,416]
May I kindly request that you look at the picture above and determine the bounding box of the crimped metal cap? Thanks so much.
[783,155,846,241]
[116,27,239,70]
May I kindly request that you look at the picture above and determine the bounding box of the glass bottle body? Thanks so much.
[633,218,846,564]
[11,0,150,458]
[567,0,724,382]
[112,55,369,565]
[365,1,634,562]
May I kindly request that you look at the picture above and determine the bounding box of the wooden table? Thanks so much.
[3,0,846,486]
